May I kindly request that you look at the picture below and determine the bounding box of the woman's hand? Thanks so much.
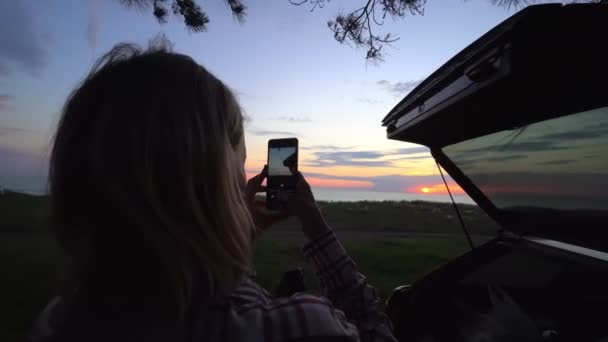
[287,172,332,241]
[245,166,289,239]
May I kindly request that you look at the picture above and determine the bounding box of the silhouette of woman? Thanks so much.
[29,39,396,342]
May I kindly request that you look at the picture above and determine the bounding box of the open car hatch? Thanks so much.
[382,4,608,252]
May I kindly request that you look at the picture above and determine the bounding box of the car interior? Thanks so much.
[388,237,608,342]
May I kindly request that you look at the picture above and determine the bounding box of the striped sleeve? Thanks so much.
[302,231,397,342]
[227,285,361,342]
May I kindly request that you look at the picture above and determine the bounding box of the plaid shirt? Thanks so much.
[192,230,396,341]
[30,231,396,342]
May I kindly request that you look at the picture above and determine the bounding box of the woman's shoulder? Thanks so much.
[191,279,359,341]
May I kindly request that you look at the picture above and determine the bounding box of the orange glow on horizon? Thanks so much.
[245,155,439,179]
[246,172,374,189]
[306,177,374,189]
[248,169,465,194]
[302,165,438,178]
[409,183,465,195]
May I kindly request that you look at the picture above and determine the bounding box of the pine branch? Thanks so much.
[323,0,425,62]
[119,0,247,31]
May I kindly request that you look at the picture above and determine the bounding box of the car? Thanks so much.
[382,3,608,342]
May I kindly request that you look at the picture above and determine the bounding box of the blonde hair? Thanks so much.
[50,39,254,323]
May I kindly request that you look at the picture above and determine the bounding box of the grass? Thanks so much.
[0,190,481,341]
[0,235,65,342]
[0,191,50,234]
[315,200,498,234]
[0,235,468,342]
[253,237,468,299]
[0,190,499,236]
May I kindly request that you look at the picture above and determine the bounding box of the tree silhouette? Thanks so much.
[119,0,606,61]
[294,0,426,62]
[119,0,246,31]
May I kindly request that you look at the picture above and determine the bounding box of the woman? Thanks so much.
[30,40,396,342]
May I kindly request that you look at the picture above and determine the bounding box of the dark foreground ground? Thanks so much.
[0,190,496,341]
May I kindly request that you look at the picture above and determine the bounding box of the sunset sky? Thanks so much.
[0,0,519,198]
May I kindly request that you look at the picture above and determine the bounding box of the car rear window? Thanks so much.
[442,107,608,211]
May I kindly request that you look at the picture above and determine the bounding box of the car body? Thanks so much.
[382,4,608,341]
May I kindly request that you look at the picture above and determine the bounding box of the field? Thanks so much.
[0,191,496,341]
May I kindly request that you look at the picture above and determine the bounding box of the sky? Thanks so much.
[0,0,521,198]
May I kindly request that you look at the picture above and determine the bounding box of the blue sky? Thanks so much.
[0,0,519,194]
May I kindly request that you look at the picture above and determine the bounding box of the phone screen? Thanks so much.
[267,139,298,209]
[268,146,297,176]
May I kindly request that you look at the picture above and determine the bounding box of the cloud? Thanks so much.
[319,151,385,159]
[305,147,432,168]
[86,0,105,55]
[306,150,392,167]
[396,146,429,154]
[302,145,427,154]
[301,171,368,182]
[356,97,382,104]
[300,145,356,150]
[378,79,423,97]
[87,13,99,54]
[399,155,433,160]
[270,116,312,123]
[393,146,432,160]
[0,125,33,137]
[0,146,47,177]
[0,94,11,111]
[0,2,48,77]
[249,129,297,136]
[309,160,392,168]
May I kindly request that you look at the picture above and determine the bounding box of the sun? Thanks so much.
[406,183,466,195]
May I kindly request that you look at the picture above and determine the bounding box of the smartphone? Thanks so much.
[266,138,298,210]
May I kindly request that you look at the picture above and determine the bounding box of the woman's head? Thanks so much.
[50,39,254,318]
